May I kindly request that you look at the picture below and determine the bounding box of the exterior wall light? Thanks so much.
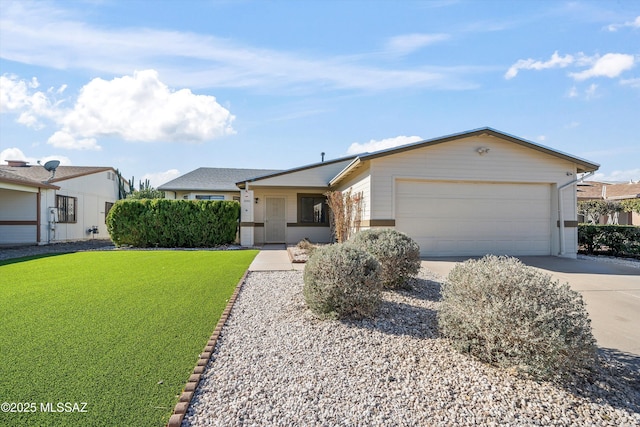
[477,147,490,155]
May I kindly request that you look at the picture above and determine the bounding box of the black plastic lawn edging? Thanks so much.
[166,270,250,427]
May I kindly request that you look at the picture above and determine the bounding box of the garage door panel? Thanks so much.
[396,180,551,256]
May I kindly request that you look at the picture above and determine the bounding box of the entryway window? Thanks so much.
[298,194,328,224]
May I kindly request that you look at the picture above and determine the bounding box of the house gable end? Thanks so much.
[330,127,599,187]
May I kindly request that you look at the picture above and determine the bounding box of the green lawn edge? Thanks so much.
[0,250,258,427]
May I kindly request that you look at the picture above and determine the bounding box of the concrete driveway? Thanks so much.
[422,256,640,356]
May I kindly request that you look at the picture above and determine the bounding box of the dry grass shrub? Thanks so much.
[303,244,381,319]
[325,190,363,243]
[351,229,421,289]
[296,238,317,256]
[438,255,597,381]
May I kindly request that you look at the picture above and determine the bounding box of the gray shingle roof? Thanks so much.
[0,168,60,189]
[158,168,283,192]
[0,165,113,185]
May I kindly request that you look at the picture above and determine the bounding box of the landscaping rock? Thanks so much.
[183,269,640,426]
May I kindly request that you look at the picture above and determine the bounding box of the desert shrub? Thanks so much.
[296,238,317,255]
[438,255,597,381]
[297,238,313,250]
[303,244,381,319]
[578,224,602,254]
[578,224,640,256]
[351,229,421,289]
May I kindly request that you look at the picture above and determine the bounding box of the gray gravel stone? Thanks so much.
[183,269,640,427]
[577,254,640,269]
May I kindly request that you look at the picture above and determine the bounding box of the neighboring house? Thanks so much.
[577,180,640,225]
[0,160,121,246]
[158,168,282,201]
[237,128,599,258]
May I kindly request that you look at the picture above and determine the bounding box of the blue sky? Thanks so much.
[1,0,638,187]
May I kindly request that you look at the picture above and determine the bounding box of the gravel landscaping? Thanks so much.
[184,269,640,426]
[577,254,640,270]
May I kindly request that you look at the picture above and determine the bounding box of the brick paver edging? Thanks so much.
[166,270,250,427]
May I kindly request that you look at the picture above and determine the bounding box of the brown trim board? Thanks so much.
[0,220,38,226]
[360,219,396,227]
[557,220,579,228]
[240,222,264,227]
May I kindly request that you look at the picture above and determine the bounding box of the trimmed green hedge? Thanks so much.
[107,199,240,247]
[578,224,640,256]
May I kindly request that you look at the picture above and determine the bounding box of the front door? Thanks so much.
[265,197,286,243]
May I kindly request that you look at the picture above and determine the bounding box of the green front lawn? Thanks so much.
[0,250,257,427]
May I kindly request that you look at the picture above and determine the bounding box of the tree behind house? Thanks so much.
[127,178,164,199]
[578,200,624,224]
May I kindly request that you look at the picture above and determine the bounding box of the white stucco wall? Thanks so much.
[40,170,120,243]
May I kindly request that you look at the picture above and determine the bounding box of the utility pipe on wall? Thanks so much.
[558,171,594,256]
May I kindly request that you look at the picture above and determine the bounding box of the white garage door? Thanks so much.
[395,180,551,256]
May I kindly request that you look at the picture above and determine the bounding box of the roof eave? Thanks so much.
[329,158,364,187]
[0,177,60,190]
[236,155,358,188]
[340,127,600,175]
[606,194,640,200]
[49,167,114,183]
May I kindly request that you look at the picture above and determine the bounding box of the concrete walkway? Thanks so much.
[422,256,640,356]
[248,244,305,271]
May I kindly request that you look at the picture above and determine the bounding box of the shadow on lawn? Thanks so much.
[0,252,68,266]
[0,239,116,266]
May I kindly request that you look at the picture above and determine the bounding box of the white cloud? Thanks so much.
[347,135,423,155]
[0,74,62,128]
[505,51,574,79]
[584,83,598,100]
[606,16,640,32]
[565,121,580,129]
[0,2,476,92]
[620,77,640,88]
[506,51,636,87]
[2,70,235,150]
[59,70,235,144]
[142,169,181,188]
[0,147,72,166]
[0,147,28,163]
[47,131,101,151]
[536,135,546,142]
[385,33,450,56]
[569,53,635,81]
[592,168,640,183]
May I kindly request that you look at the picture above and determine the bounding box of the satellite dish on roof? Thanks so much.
[43,160,60,182]
[44,160,60,172]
